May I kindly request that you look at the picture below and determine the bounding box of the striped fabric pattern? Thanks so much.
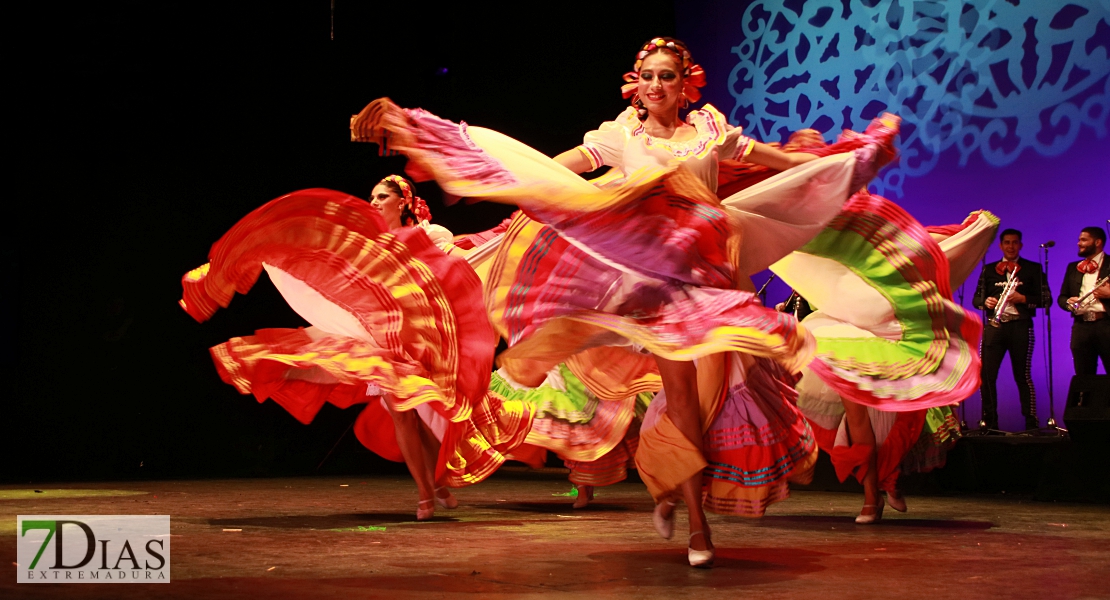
[182,188,533,486]
[181,188,495,418]
[901,406,961,474]
[784,193,985,409]
[701,356,818,517]
[485,210,814,387]
[489,364,650,463]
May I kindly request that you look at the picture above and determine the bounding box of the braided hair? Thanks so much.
[377,175,432,226]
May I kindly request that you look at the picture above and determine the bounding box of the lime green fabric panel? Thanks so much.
[801,227,943,376]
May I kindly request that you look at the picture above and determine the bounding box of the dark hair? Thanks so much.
[999,228,1022,241]
[376,175,418,226]
[1081,226,1107,245]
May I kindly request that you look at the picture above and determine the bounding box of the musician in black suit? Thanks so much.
[775,290,814,322]
[1057,226,1110,376]
[973,229,1050,431]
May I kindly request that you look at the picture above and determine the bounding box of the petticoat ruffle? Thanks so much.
[901,406,961,474]
[489,364,653,464]
[210,326,533,486]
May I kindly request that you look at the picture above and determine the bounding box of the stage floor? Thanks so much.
[2,475,1107,600]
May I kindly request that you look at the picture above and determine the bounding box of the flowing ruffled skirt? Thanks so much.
[794,209,996,489]
[181,188,533,485]
[637,353,818,516]
[491,363,654,486]
[351,100,981,514]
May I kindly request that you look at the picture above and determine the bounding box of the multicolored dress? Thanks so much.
[789,208,997,491]
[352,99,972,516]
[180,188,533,486]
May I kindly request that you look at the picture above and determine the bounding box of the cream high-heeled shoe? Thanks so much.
[434,486,458,510]
[855,494,885,524]
[653,499,677,540]
[687,531,715,568]
[416,499,435,521]
[886,491,907,513]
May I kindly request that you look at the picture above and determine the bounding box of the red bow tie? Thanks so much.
[1078,258,1101,274]
[996,260,1019,275]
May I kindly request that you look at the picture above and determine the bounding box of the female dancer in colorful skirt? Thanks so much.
[789,207,996,522]
[348,37,975,567]
[180,177,532,520]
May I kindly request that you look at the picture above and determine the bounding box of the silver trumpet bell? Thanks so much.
[1069,275,1110,313]
[989,271,1020,328]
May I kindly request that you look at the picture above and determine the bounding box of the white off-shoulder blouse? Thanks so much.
[575,104,755,193]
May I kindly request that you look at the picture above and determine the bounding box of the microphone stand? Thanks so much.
[972,255,988,434]
[1039,243,1066,436]
[957,273,969,431]
[757,273,777,306]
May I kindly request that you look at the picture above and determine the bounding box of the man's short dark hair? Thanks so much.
[1000,228,1022,241]
[1081,226,1106,245]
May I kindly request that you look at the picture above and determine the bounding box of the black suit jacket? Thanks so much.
[1057,256,1110,316]
[973,257,1050,320]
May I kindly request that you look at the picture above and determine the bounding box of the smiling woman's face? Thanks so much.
[637,52,684,116]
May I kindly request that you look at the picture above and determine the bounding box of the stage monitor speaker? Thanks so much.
[1063,375,1110,445]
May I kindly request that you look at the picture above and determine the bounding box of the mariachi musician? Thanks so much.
[973,228,1050,431]
[1057,226,1110,376]
[775,289,814,321]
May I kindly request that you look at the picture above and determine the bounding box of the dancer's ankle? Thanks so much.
[688,529,712,551]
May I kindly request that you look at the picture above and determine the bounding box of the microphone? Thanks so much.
[1040,241,1055,248]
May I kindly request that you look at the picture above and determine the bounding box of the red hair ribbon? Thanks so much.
[381,175,433,224]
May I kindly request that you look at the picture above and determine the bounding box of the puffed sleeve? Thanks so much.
[420,223,455,250]
[720,124,756,161]
[575,108,636,171]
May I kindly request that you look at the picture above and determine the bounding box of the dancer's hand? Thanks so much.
[350,98,402,142]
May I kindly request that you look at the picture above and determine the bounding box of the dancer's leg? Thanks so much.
[384,396,436,513]
[415,418,458,507]
[842,400,880,516]
[655,356,712,552]
[415,419,441,485]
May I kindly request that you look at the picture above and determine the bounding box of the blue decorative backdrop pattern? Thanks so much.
[727,0,1110,197]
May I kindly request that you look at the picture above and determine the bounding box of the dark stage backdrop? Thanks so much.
[679,0,1109,432]
[12,1,676,482]
[11,1,1108,483]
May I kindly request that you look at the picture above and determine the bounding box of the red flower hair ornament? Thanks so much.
[380,175,433,225]
[620,37,707,105]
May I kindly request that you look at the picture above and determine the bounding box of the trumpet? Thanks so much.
[1069,275,1110,313]
[988,270,1020,328]
[784,290,802,318]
